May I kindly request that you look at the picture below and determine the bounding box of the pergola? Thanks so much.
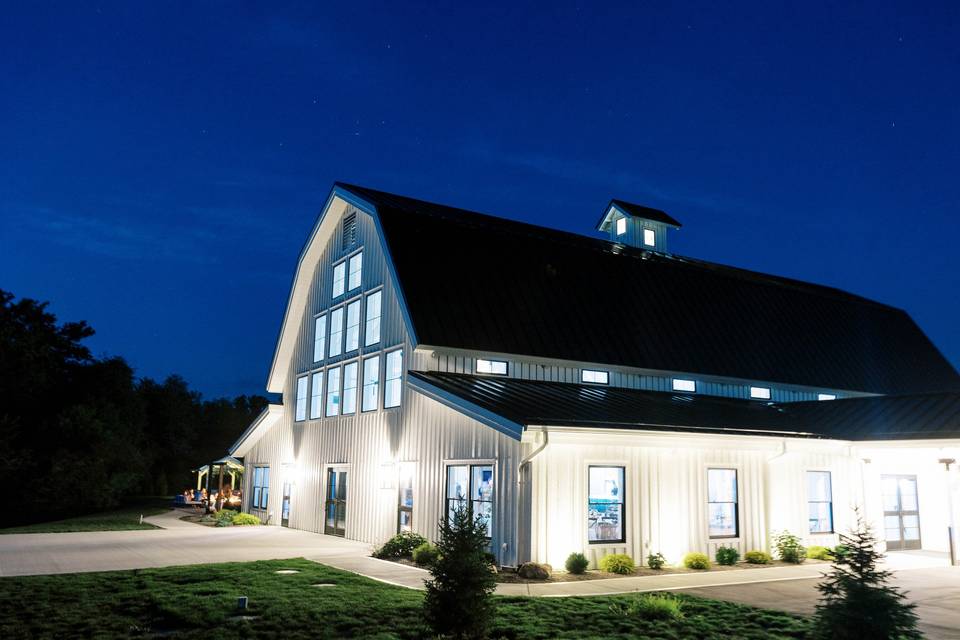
[193,456,244,492]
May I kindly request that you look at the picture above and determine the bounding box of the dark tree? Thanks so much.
[812,510,920,640]
[424,505,497,639]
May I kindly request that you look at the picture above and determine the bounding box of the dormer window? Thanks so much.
[672,378,697,393]
[476,359,508,375]
[581,369,609,384]
[615,217,627,236]
[818,393,837,401]
[643,228,656,247]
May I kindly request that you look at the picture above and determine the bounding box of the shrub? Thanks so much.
[807,545,832,560]
[518,562,552,580]
[599,553,635,574]
[773,531,806,564]
[715,547,740,566]
[832,544,849,560]
[373,531,428,559]
[231,513,260,526]
[683,552,711,570]
[214,508,237,523]
[812,510,920,640]
[412,542,440,566]
[610,594,685,621]
[744,550,772,564]
[423,504,497,639]
[646,552,666,570]
[565,552,589,574]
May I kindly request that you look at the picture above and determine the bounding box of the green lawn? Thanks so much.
[0,558,811,639]
[0,498,171,534]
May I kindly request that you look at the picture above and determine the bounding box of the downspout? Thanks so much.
[764,440,787,548]
[512,428,549,567]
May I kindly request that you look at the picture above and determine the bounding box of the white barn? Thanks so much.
[230,183,960,569]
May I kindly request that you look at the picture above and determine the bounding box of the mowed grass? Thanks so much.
[0,558,811,639]
[0,498,171,534]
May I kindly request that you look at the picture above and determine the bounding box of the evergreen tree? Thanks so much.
[423,504,497,639]
[812,509,920,639]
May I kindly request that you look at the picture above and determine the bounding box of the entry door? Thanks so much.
[881,475,921,550]
[324,468,347,537]
[281,481,292,527]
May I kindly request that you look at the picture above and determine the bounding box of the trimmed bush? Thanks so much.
[744,550,772,564]
[683,552,711,570]
[610,593,685,621]
[646,552,666,570]
[373,531,428,559]
[807,545,832,560]
[599,553,635,575]
[231,513,260,526]
[518,562,552,580]
[715,547,740,566]
[565,552,589,574]
[412,542,440,566]
[774,531,807,564]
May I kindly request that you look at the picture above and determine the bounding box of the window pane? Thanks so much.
[807,471,831,502]
[750,386,771,400]
[616,217,626,235]
[476,359,507,375]
[364,291,382,346]
[809,502,833,533]
[472,499,493,537]
[398,510,413,532]
[329,307,344,357]
[709,503,737,537]
[313,315,326,362]
[295,376,308,421]
[344,300,361,352]
[643,228,655,247]
[348,252,362,291]
[581,370,608,384]
[447,465,469,524]
[326,366,341,417]
[588,466,624,543]
[310,371,323,419]
[399,465,414,508]
[472,466,494,501]
[672,378,696,392]
[342,362,358,414]
[332,262,345,297]
[899,478,918,511]
[384,350,403,408]
[708,469,737,503]
[362,356,380,412]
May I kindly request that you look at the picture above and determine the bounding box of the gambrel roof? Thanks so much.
[337,183,960,396]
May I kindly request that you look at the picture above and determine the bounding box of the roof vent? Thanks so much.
[596,199,681,253]
[341,212,358,250]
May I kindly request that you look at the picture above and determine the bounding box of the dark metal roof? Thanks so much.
[605,199,682,228]
[410,372,960,441]
[339,183,960,396]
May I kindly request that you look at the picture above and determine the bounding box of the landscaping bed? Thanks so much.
[0,558,811,639]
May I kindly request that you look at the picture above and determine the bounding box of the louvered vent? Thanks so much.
[341,212,358,250]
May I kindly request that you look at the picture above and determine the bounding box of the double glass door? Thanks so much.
[881,475,921,551]
[325,468,348,537]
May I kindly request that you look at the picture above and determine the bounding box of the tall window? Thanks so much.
[309,371,323,419]
[708,468,739,538]
[328,307,344,357]
[345,299,361,352]
[251,466,269,510]
[588,466,625,543]
[294,375,308,422]
[342,361,358,415]
[313,315,326,362]
[325,366,341,417]
[384,349,403,408]
[332,261,346,298]
[362,355,380,412]
[364,290,382,346]
[398,462,414,533]
[476,359,507,375]
[348,252,363,291]
[446,464,494,537]
[807,471,834,533]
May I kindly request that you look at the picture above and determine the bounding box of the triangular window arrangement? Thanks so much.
[341,212,358,250]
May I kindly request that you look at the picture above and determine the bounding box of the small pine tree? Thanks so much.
[423,504,497,639]
[812,509,920,639]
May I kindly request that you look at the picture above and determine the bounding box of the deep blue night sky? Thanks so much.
[2,2,958,398]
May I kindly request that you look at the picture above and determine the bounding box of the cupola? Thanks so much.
[596,199,682,253]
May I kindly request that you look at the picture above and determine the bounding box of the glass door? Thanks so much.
[324,468,347,537]
[281,481,292,527]
[881,475,921,551]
